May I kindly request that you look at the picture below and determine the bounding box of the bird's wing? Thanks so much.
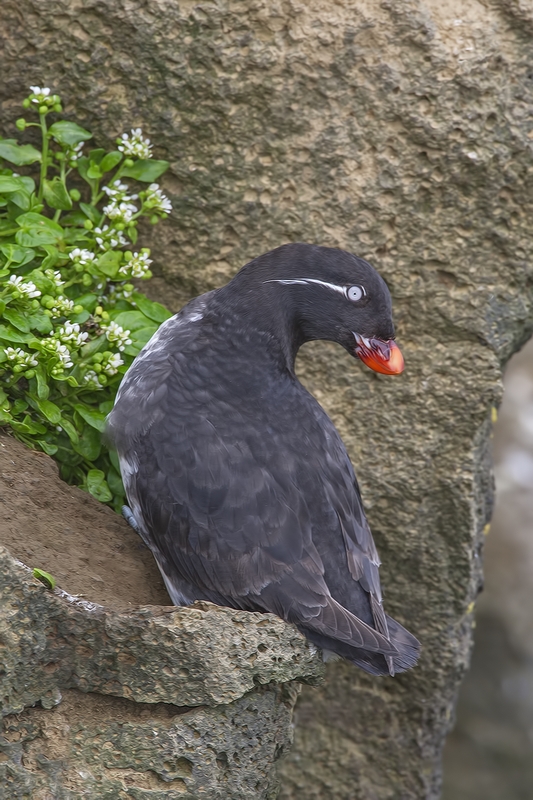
[109,367,396,656]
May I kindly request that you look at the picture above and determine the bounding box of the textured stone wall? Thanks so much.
[1,1,533,798]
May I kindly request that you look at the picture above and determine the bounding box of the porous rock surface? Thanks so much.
[0,437,323,799]
[1,1,533,798]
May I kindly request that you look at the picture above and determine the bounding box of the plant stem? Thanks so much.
[37,113,49,203]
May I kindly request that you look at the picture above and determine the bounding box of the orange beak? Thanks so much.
[353,333,404,375]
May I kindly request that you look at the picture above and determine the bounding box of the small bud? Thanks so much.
[54,104,62,113]
[74,263,84,273]
[150,215,158,225]
[83,219,93,230]
[73,304,84,314]
[13,365,23,373]
[55,152,65,162]
[98,374,108,385]
[25,369,35,379]
[22,98,31,109]
[101,311,109,320]
[144,270,153,279]
[123,284,134,293]
[141,248,150,255]
[93,363,102,373]
[124,158,134,167]
[115,223,125,231]
[95,306,103,316]
[31,299,40,309]
[82,274,92,286]
[41,295,54,308]
[103,351,113,359]
[70,188,81,202]
[92,353,104,363]
[15,118,26,131]
[43,309,53,317]
[39,105,48,115]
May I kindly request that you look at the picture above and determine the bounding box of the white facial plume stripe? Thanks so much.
[264,278,361,298]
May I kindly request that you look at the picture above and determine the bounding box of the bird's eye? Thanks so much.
[347,285,365,302]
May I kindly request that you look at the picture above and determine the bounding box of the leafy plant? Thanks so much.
[0,86,173,510]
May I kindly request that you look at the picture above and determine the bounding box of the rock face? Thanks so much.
[0,438,323,799]
[1,1,533,798]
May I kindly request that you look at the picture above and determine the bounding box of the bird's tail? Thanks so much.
[299,605,420,677]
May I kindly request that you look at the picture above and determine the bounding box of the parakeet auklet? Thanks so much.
[107,243,420,676]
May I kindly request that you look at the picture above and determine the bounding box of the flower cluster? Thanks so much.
[44,269,65,288]
[4,347,38,373]
[26,86,60,112]
[143,183,172,216]
[41,338,74,371]
[101,321,132,352]
[117,128,153,159]
[93,224,128,251]
[102,180,139,225]
[119,251,152,279]
[67,142,84,164]
[49,296,75,318]
[7,275,41,299]
[69,248,95,267]
[56,322,88,348]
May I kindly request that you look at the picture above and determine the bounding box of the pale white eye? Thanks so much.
[347,285,365,302]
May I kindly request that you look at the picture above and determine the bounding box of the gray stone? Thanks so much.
[1,0,533,798]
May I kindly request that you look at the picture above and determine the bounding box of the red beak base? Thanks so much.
[353,334,404,375]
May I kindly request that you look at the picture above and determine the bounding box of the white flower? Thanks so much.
[83,369,103,388]
[119,251,152,279]
[102,321,132,352]
[69,248,95,266]
[102,180,134,198]
[42,338,73,369]
[93,225,128,251]
[144,183,172,214]
[29,86,51,103]
[103,200,137,224]
[4,346,38,369]
[102,352,124,376]
[67,142,84,163]
[57,322,88,348]
[7,275,41,298]
[50,296,75,318]
[117,128,152,159]
[44,269,64,288]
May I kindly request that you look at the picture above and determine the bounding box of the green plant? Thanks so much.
[0,86,173,510]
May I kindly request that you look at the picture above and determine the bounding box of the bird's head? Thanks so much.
[244,243,404,375]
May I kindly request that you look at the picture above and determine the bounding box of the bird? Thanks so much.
[106,243,420,676]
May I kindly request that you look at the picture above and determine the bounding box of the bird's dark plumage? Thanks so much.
[107,243,420,676]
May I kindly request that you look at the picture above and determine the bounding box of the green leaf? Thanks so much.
[107,465,124,497]
[43,178,72,211]
[79,203,101,224]
[111,310,154,332]
[37,440,58,456]
[48,121,93,147]
[27,309,52,334]
[32,568,56,590]
[96,250,121,278]
[35,367,50,400]
[73,404,107,432]
[0,175,33,194]
[3,308,30,332]
[73,293,98,311]
[76,156,91,183]
[80,333,106,358]
[59,418,79,444]
[100,151,123,172]
[86,468,112,503]
[0,139,41,166]
[0,324,32,343]
[121,159,169,182]
[108,449,120,472]
[15,212,63,247]
[0,244,36,266]
[35,399,61,424]
[132,292,172,323]
[0,408,12,423]
[87,164,102,180]
[40,245,59,270]
[88,149,106,165]
[8,189,32,211]
[73,424,101,460]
